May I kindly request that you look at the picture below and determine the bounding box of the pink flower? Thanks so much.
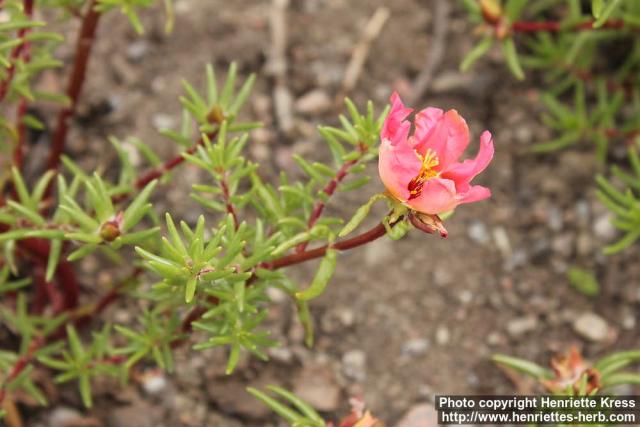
[378,92,494,215]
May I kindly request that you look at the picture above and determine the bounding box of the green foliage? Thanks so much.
[460,0,640,254]
[495,348,640,393]
[492,353,554,380]
[596,148,640,253]
[567,266,600,296]
[0,0,66,111]
[1,54,392,413]
[459,0,640,155]
[248,385,325,427]
[96,0,174,34]
[112,310,181,373]
[0,294,66,405]
[39,325,119,408]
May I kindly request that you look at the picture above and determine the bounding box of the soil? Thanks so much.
[18,0,640,426]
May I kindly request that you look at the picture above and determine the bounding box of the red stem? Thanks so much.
[112,131,218,204]
[0,220,395,403]
[178,219,395,336]
[47,0,101,170]
[511,19,627,33]
[72,268,142,327]
[134,149,191,189]
[31,263,48,314]
[55,257,80,309]
[13,99,28,169]
[15,234,80,310]
[296,145,365,253]
[0,336,43,404]
[269,221,389,269]
[220,177,239,229]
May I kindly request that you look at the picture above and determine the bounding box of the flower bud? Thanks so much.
[207,104,225,124]
[99,211,124,242]
[408,211,448,238]
[480,0,503,24]
[99,220,121,242]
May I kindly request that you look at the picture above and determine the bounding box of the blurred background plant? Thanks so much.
[459,0,640,294]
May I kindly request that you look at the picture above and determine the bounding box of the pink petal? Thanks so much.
[458,185,491,205]
[406,178,458,214]
[441,130,494,192]
[411,107,444,144]
[378,137,422,201]
[413,109,470,170]
[381,92,413,146]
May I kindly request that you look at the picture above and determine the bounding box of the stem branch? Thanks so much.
[48,0,101,170]
[511,19,627,33]
[179,219,397,336]
[296,144,366,253]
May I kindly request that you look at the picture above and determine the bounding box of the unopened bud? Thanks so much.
[480,0,503,24]
[99,220,121,242]
[99,211,124,242]
[207,104,225,124]
[408,211,448,238]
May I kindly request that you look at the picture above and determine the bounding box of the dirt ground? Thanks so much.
[23,0,640,426]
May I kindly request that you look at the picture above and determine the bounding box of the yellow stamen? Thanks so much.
[408,149,440,199]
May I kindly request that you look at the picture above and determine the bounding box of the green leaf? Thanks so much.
[246,387,301,423]
[0,20,46,32]
[505,0,527,20]
[226,343,241,374]
[7,200,45,226]
[11,167,31,207]
[339,193,387,237]
[79,374,92,408]
[567,266,599,296]
[595,350,640,373]
[205,64,217,105]
[67,245,98,262]
[296,248,337,301]
[492,354,552,379]
[604,230,640,254]
[185,276,197,303]
[46,239,63,282]
[220,62,238,108]
[122,180,157,231]
[502,38,525,80]
[271,231,312,256]
[593,0,622,27]
[66,325,85,361]
[602,372,640,388]
[165,213,188,256]
[461,37,493,73]
[265,385,324,424]
[295,299,314,348]
[592,0,605,18]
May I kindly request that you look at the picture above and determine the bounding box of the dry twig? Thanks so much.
[408,0,450,105]
[340,7,390,97]
[267,0,294,135]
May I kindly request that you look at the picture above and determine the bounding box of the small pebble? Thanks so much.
[342,350,367,381]
[506,316,538,337]
[294,89,332,115]
[401,338,429,357]
[151,113,175,131]
[435,326,450,345]
[467,220,490,245]
[573,312,610,342]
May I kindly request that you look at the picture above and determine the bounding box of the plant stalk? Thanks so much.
[48,0,101,170]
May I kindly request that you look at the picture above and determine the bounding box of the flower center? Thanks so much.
[407,149,439,200]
